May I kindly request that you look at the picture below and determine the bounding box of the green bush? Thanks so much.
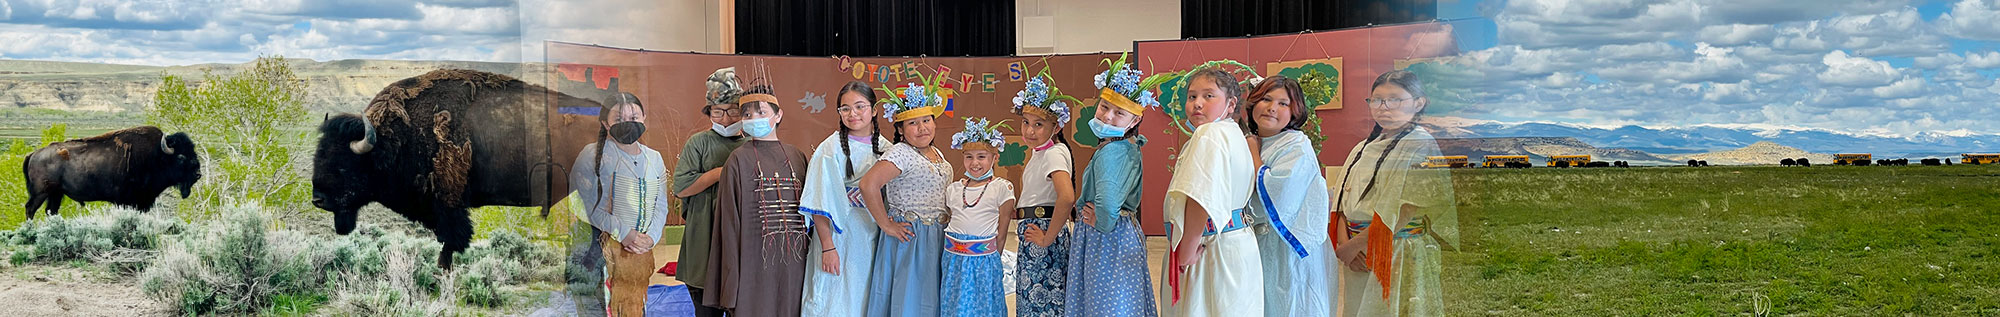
[1,208,181,269]
[147,56,313,219]
[0,123,85,230]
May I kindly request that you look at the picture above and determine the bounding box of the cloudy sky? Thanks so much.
[1442,0,2000,137]
[0,0,679,66]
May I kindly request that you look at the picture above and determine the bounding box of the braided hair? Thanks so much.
[836,81,883,179]
[591,92,644,214]
[1347,70,1428,205]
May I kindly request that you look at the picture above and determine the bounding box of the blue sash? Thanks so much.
[1256,166,1310,258]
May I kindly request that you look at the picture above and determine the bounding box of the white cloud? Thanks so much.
[1817,50,1901,87]
[1697,24,1776,45]
[0,0,535,65]
[1870,76,1925,99]
[1938,0,2000,41]
[1966,51,2000,68]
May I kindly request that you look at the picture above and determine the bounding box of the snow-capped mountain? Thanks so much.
[1421,117,1999,158]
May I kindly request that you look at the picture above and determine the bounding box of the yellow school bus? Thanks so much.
[1835,153,1872,165]
[1965,153,2000,165]
[1546,155,1591,167]
[1421,155,1470,168]
[1483,155,1530,168]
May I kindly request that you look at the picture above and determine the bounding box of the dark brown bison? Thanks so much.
[312,69,598,267]
[22,126,201,218]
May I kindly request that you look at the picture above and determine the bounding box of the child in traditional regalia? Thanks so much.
[1333,70,1458,317]
[1160,63,1264,317]
[1065,52,1162,317]
[799,81,892,317]
[1009,69,1081,317]
[705,84,812,317]
[568,92,671,316]
[937,117,1017,317]
[1242,76,1335,316]
[859,76,956,317]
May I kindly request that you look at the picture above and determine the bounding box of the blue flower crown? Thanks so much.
[1094,52,1174,111]
[1011,70,1081,126]
[950,117,1009,151]
[877,70,951,121]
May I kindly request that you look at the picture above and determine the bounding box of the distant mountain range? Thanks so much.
[1423,118,1997,159]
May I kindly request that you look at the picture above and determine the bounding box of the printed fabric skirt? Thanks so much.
[865,210,946,317]
[1063,212,1157,317]
[1015,214,1070,317]
[940,231,1005,317]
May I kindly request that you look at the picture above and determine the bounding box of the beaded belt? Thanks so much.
[1201,209,1251,237]
[945,234,998,256]
[894,209,948,226]
[1345,219,1427,239]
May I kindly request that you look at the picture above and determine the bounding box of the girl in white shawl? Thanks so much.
[1333,70,1458,316]
[799,81,892,316]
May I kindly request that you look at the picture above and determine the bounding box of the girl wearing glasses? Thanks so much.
[799,81,892,316]
[1332,70,1456,316]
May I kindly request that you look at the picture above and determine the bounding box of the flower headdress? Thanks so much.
[877,69,951,122]
[1012,68,1081,127]
[950,117,1009,154]
[1094,52,1177,115]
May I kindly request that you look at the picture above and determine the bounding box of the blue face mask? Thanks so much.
[964,169,993,181]
[1089,118,1128,139]
[742,117,775,138]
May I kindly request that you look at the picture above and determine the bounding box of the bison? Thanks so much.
[312,69,600,268]
[1921,158,1941,166]
[1797,158,1811,167]
[23,126,201,218]
[1698,160,1710,167]
[1585,161,1611,168]
[1780,158,1796,166]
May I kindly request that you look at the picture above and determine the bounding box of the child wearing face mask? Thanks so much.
[937,117,1016,317]
[1064,52,1161,317]
[674,68,749,317]
[705,85,813,317]
[568,92,671,316]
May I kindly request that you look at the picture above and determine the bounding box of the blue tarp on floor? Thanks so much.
[646,284,695,317]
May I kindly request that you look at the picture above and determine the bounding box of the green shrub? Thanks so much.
[2,208,180,268]
[147,56,313,219]
[0,123,84,230]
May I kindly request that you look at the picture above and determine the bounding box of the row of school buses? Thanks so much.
[1419,153,2000,168]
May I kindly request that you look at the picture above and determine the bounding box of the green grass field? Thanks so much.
[1445,164,2000,315]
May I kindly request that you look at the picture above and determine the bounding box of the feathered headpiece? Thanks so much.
[950,117,1009,153]
[1012,69,1081,127]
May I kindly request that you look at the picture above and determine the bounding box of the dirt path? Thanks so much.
[0,267,171,316]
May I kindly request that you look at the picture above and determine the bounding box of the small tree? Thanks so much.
[148,56,313,219]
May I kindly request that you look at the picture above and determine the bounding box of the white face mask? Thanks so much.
[713,121,743,137]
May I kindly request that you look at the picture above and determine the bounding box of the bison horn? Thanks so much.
[350,116,377,154]
[160,134,174,155]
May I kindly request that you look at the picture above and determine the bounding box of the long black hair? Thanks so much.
[591,92,644,213]
[1345,70,1429,205]
[837,81,884,178]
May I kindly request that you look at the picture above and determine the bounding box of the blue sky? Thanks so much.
[1435,0,2000,137]
[0,0,653,66]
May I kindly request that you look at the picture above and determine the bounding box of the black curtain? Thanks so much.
[1182,0,1436,38]
[737,0,1015,57]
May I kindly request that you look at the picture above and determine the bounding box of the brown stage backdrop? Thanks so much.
[1131,22,1465,235]
[541,21,1464,235]
[541,42,1116,227]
